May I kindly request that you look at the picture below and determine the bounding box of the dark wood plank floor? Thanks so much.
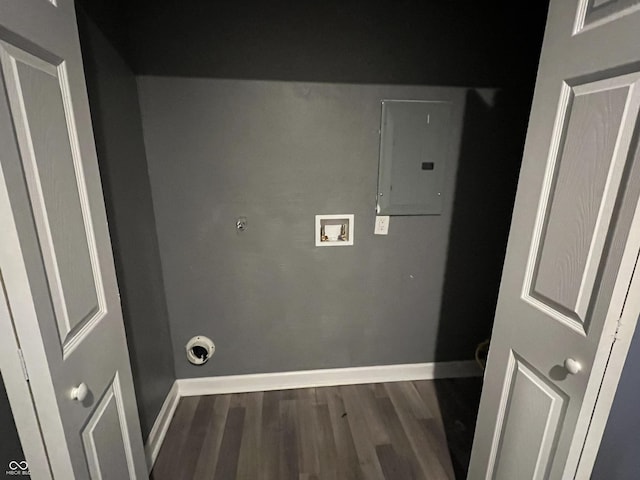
[150,378,482,480]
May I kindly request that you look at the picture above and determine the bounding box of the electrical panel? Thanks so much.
[377,100,454,215]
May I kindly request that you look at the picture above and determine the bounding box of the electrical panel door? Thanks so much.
[377,100,454,215]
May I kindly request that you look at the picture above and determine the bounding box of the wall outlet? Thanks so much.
[374,215,390,235]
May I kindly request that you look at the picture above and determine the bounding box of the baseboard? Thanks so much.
[144,381,180,473]
[146,362,480,468]
[177,360,482,397]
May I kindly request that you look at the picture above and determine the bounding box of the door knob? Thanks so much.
[71,383,89,401]
[564,358,582,375]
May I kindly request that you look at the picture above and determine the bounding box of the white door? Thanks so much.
[469,1,640,479]
[0,1,147,478]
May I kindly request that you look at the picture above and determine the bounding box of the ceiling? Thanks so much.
[76,0,550,87]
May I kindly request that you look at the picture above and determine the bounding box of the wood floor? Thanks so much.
[150,378,482,480]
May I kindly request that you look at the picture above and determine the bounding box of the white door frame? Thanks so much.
[0,284,51,479]
[574,243,640,477]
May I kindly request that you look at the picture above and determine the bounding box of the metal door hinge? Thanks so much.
[17,349,28,381]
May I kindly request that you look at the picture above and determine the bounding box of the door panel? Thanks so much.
[469,0,640,478]
[82,374,136,479]
[0,41,105,353]
[0,1,146,478]
[577,0,640,32]
[526,74,640,335]
[490,353,567,480]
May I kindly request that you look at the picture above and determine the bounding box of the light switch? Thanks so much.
[374,216,390,235]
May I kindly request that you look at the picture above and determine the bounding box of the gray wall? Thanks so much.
[0,374,25,471]
[77,11,175,440]
[137,78,516,378]
[592,320,640,479]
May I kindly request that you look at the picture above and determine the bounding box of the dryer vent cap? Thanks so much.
[186,336,215,365]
